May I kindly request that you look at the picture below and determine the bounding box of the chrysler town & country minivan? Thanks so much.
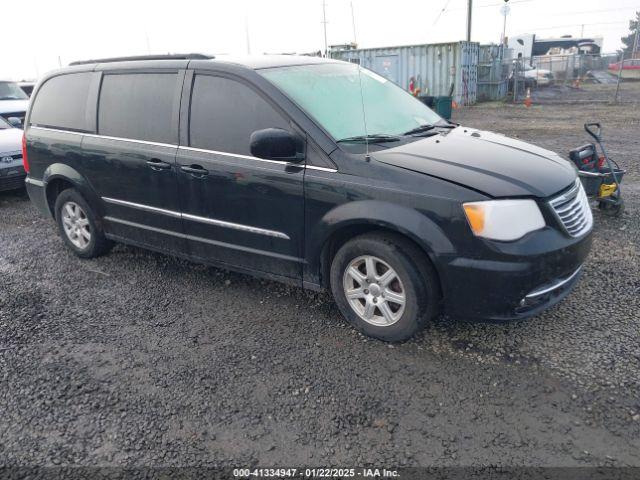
[23,54,592,341]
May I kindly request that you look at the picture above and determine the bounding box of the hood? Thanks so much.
[0,127,23,155]
[0,99,29,115]
[372,127,576,198]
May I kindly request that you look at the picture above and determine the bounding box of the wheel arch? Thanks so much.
[308,200,454,290]
[43,163,101,218]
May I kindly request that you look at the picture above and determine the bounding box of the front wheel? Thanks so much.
[330,232,440,342]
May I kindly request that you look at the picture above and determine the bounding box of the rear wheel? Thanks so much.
[55,188,113,258]
[330,232,440,342]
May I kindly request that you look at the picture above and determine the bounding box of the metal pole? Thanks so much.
[513,61,518,102]
[245,15,251,55]
[501,0,509,45]
[322,1,329,57]
[351,1,357,45]
[614,51,624,103]
[502,12,507,45]
[466,0,472,42]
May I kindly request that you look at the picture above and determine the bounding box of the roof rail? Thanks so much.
[69,53,214,66]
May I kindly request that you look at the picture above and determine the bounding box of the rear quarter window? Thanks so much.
[29,73,93,131]
[98,73,178,144]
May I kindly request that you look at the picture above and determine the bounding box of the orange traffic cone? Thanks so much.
[452,100,459,110]
[523,88,532,108]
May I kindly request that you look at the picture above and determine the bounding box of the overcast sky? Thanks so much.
[1,0,637,80]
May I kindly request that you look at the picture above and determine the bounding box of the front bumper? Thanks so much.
[0,166,26,192]
[438,227,592,321]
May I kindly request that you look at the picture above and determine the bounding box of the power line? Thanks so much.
[531,21,628,31]
[432,0,453,26]
[549,6,640,17]
[449,0,533,10]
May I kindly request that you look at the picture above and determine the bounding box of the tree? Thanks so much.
[620,11,639,58]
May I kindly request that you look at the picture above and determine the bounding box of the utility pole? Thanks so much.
[350,1,357,45]
[501,0,510,45]
[245,14,251,54]
[322,0,329,57]
[633,18,639,58]
[466,0,473,42]
[580,24,584,37]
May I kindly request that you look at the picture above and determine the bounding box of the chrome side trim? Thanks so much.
[83,132,175,149]
[178,145,272,164]
[104,216,301,262]
[178,146,311,169]
[525,266,582,299]
[25,177,45,187]
[102,196,290,240]
[28,126,338,173]
[102,197,181,218]
[30,126,176,149]
[30,126,83,135]
[181,212,289,239]
[306,165,338,173]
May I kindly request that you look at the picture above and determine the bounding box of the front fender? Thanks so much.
[305,200,455,285]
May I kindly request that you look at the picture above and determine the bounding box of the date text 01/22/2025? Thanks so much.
[233,468,400,478]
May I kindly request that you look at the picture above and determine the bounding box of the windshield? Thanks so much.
[260,62,442,142]
[0,81,29,100]
[0,117,11,129]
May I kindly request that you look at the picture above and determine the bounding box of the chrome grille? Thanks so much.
[549,179,593,237]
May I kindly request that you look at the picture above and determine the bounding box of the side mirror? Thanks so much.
[250,128,303,162]
[7,117,22,128]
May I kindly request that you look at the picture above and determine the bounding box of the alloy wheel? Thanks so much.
[342,255,406,327]
[61,201,92,250]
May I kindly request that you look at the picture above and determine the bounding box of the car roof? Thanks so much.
[211,54,342,69]
[67,54,342,71]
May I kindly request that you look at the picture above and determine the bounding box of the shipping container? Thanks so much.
[331,41,479,105]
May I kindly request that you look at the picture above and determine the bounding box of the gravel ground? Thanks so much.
[1,87,640,468]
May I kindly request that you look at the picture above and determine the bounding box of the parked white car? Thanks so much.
[0,116,25,192]
[0,80,30,127]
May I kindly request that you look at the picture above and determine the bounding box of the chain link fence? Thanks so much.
[507,53,634,104]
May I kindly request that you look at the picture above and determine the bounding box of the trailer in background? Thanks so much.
[330,41,479,106]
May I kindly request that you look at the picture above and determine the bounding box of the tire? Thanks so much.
[598,198,625,217]
[54,188,113,258]
[330,232,440,342]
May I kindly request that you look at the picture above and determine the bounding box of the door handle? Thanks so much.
[180,165,209,177]
[146,159,172,171]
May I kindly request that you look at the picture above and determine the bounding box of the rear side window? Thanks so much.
[189,75,288,156]
[98,73,178,144]
[30,73,92,131]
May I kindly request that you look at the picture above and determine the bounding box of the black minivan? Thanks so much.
[24,54,592,341]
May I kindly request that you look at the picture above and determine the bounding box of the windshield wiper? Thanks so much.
[435,122,458,129]
[403,124,436,136]
[337,134,401,144]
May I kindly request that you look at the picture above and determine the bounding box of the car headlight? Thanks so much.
[462,199,545,241]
